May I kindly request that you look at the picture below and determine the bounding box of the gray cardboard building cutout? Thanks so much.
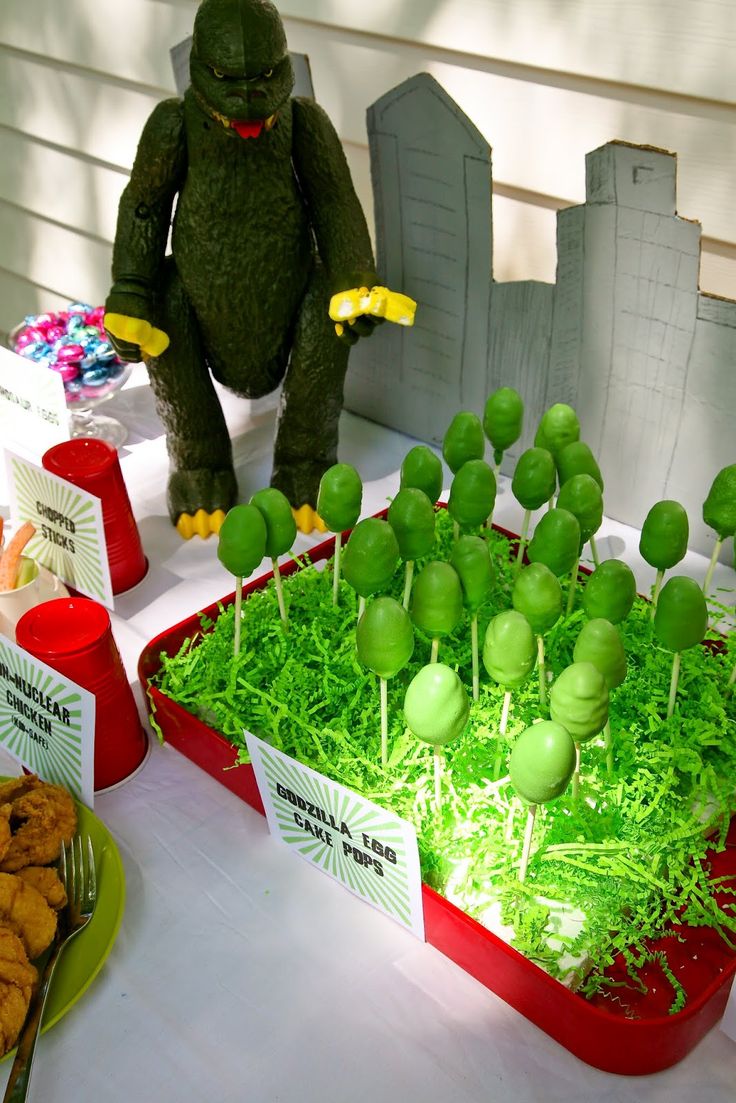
[346,73,736,561]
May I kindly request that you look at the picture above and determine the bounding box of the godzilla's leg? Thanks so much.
[271,264,349,530]
[146,260,237,535]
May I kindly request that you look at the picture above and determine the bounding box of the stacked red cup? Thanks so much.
[42,438,147,594]
[15,597,148,790]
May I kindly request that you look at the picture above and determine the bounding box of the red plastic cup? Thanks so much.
[42,438,147,594]
[15,597,148,790]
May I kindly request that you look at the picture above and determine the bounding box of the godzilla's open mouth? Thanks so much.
[232,114,277,138]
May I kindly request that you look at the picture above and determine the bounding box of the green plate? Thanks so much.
[2,795,125,1055]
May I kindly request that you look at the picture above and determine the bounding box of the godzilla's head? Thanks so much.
[190,0,294,138]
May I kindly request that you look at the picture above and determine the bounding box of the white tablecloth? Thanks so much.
[0,365,734,1101]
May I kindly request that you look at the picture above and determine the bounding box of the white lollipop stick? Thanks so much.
[332,532,342,605]
[233,576,243,654]
[514,510,531,571]
[703,537,723,597]
[537,635,547,708]
[272,559,287,624]
[650,568,664,619]
[471,613,479,701]
[566,556,580,616]
[402,560,414,610]
[589,534,600,567]
[434,748,443,810]
[380,677,388,767]
[519,803,537,882]
[667,652,681,719]
[430,637,440,663]
[499,689,512,735]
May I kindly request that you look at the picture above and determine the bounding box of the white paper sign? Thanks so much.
[5,450,114,609]
[246,732,425,939]
[0,347,69,458]
[0,635,95,807]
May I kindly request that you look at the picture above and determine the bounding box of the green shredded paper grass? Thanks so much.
[154,511,736,1010]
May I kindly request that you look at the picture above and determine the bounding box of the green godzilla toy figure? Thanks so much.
[104,0,414,538]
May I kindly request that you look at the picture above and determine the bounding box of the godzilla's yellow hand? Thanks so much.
[328,286,416,339]
[292,505,328,535]
[175,509,227,540]
[104,312,171,358]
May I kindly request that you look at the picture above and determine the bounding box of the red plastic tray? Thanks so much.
[138,527,736,1075]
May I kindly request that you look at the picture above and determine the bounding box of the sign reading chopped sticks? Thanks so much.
[6,451,113,607]
[246,732,425,938]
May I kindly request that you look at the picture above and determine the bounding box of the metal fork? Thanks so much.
[3,835,97,1103]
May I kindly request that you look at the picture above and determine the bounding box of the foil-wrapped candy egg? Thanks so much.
[56,342,85,364]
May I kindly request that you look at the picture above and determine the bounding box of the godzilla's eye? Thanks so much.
[263,69,273,78]
[212,68,225,79]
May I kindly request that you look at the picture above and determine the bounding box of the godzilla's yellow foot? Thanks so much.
[176,509,226,539]
[292,505,328,535]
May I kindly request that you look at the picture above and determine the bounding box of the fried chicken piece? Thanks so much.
[0,804,11,865]
[0,873,57,959]
[17,866,66,910]
[1,784,77,873]
[0,928,37,1058]
[0,776,43,806]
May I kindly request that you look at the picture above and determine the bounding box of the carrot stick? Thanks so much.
[0,522,36,591]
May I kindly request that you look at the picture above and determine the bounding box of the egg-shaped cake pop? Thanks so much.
[387,487,436,562]
[573,618,627,691]
[483,386,523,466]
[356,596,415,680]
[555,441,603,492]
[404,663,470,746]
[556,474,603,547]
[482,610,536,689]
[549,661,609,743]
[317,463,363,533]
[512,447,557,511]
[410,561,464,639]
[512,562,563,636]
[509,721,577,805]
[342,518,400,598]
[527,508,581,577]
[639,500,689,571]
[534,403,580,457]
[250,487,297,559]
[217,503,267,578]
[400,445,443,505]
[443,412,485,475]
[450,535,495,612]
[448,459,497,528]
[703,465,736,539]
[582,559,637,624]
[653,576,708,653]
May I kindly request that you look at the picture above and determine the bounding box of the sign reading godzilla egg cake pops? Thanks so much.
[246,732,424,938]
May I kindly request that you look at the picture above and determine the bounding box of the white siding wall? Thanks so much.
[1,0,735,339]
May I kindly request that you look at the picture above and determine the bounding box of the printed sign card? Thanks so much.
[0,347,69,458]
[246,732,425,939]
[0,635,95,807]
[5,450,114,609]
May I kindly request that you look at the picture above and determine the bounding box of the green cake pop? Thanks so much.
[450,535,495,700]
[573,618,627,774]
[639,500,689,614]
[342,518,400,619]
[447,459,497,532]
[527,508,581,578]
[534,403,580,458]
[482,609,536,737]
[317,464,363,605]
[654,576,708,718]
[404,662,470,808]
[250,487,297,624]
[400,445,443,505]
[388,487,436,609]
[582,559,636,624]
[483,386,524,468]
[702,465,736,595]
[410,561,463,663]
[511,447,557,569]
[557,473,603,612]
[549,661,609,799]
[217,504,267,653]
[443,411,485,475]
[356,596,414,766]
[512,562,563,706]
[509,720,577,881]
[555,440,603,492]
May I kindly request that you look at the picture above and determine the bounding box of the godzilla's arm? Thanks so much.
[106,98,186,322]
[291,97,376,293]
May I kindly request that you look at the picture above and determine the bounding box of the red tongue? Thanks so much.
[233,119,264,139]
